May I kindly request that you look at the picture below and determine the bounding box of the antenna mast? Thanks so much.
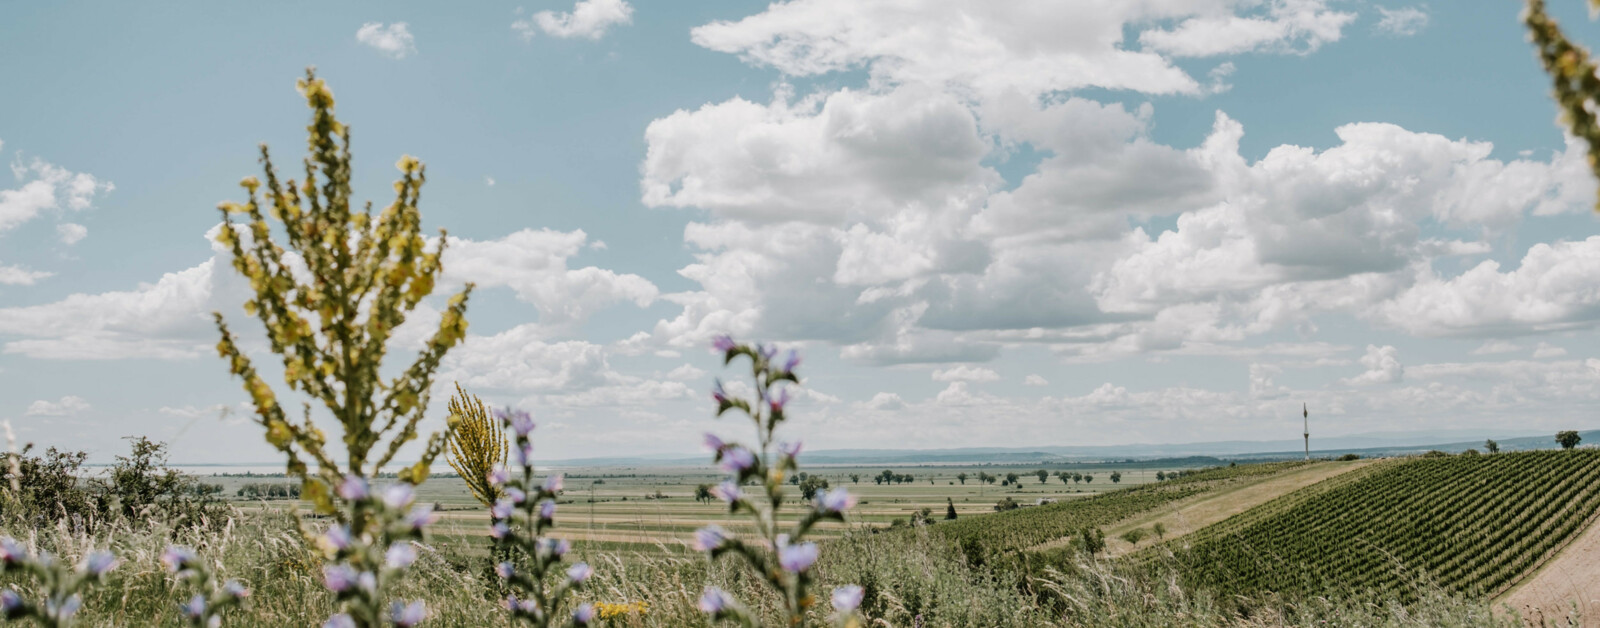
[1303,403,1310,461]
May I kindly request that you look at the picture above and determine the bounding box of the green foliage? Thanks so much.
[94,436,223,528]
[1119,528,1148,545]
[0,446,96,530]
[1525,0,1600,211]
[444,383,507,508]
[1485,439,1500,454]
[1338,453,1361,461]
[1152,522,1167,540]
[1079,527,1106,557]
[0,537,117,627]
[1165,450,1600,604]
[1557,430,1582,450]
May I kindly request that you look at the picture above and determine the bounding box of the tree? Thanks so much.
[1059,473,1070,485]
[1079,527,1106,557]
[1485,439,1500,454]
[983,473,997,485]
[1110,471,1122,484]
[1084,474,1094,484]
[1152,522,1167,540]
[849,473,860,484]
[694,484,713,503]
[1156,471,1166,481]
[1120,528,1147,545]
[945,497,958,520]
[1072,472,1083,484]
[1035,469,1049,484]
[956,472,968,484]
[1558,430,1583,450]
[904,474,915,484]
[994,497,1019,512]
[1005,472,1019,485]
[799,475,830,501]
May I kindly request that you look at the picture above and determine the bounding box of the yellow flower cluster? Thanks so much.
[445,383,507,507]
[593,601,650,619]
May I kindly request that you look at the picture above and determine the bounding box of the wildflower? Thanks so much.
[712,379,729,404]
[711,480,742,504]
[712,334,736,353]
[381,484,416,510]
[573,603,596,624]
[781,349,801,372]
[490,522,511,539]
[542,473,564,493]
[692,526,728,551]
[403,504,441,531]
[1,590,23,617]
[703,433,725,452]
[566,562,593,583]
[537,537,570,557]
[505,487,527,504]
[491,498,516,519]
[323,614,356,628]
[816,487,858,514]
[758,343,777,360]
[323,565,358,593]
[390,600,426,627]
[48,595,81,620]
[319,525,353,553]
[780,439,802,459]
[495,562,515,580]
[504,594,538,614]
[180,594,206,619]
[698,587,733,614]
[221,580,249,599]
[538,499,557,521]
[83,551,117,576]
[770,388,791,414]
[0,537,25,565]
[337,475,369,501]
[832,585,864,612]
[778,541,818,573]
[487,468,510,487]
[357,572,377,594]
[496,408,535,437]
[385,543,417,569]
[718,447,755,474]
[161,545,197,573]
[514,441,534,468]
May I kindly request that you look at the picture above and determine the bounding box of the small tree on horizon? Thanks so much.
[945,497,958,520]
[1485,439,1500,454]
[1110,471,1122,484]
[1558,430,1583,450]
[956,472,968,484]
[1035,469,1049,484]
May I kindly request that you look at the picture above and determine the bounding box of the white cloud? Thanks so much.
[514,0,633,40]
[1024,374,1049,386]
[665,363,705,381]
[1374,237,1600,337]
[0,263,50,286]
[0,257,224,359]
[25,396,89,417]
[1374,6,1428,36]
[485,176,496,187]
[1249,363,1290,399]
[441,228,657,330]
[1472,340,1521,355]
[1,157,113,234]
[930,365,1000,382]
[1343,345,1403,385]
[861,392,906,411]
[56,222,86,245]
[356,22,416,59]
[1533,342,1569,359]
[1139,0,1356,58]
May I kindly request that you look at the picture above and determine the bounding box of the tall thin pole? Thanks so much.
[1303,403,1310,461]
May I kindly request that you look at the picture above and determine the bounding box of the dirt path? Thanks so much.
[1032,459,1376,557]
[1496,513,1600,626]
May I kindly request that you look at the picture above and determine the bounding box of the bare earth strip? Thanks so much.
[1031,459,1376,557]
[1496,511,1600,626]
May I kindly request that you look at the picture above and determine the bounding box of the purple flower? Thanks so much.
[712,334,736,353]
[490,522,511,539]
[711,379,729,404]
[778,541,818,573]
[320,525,353,552]
[703,433,725,452]
[573,603,597,624]
[161,545,197,573]
[692,525,728,551]
[815,487,857,514]
[322,614,356,628]
[782,349,801,372]
[718,447,755,474]
[542,473,564,493]
[770,387,791,414]
[494,408,535,437]
[487,468,510,487]
[222,580,249,599]
[82,550,117,576]
[390,600,426,627]
[337,475,369,501]
[505,487,527,504]
[386,543,417,569]
[382,483,416,509]
[403,504,440,531]
[47,594,81,620]
[490,498,515,520]
[538,499,557,521]
[0,537,26,565]
[698,587,733,614]
[758,343,777,360]
[710,480,742,504]
[513,441,534,468]
[566,562,593,583]
[832,584,865,612]
[537,537,570,557]
[322,565,358,593]
[504,594,538,615]
[780,439,802,459]
[494,562,515,580]
[0,590,22,615]
[180,593,206,619]
[358,571,377,594]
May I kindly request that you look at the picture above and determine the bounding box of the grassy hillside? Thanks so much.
[1162,449,1600,604]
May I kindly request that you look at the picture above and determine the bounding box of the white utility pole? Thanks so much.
[1302,403,1310,461]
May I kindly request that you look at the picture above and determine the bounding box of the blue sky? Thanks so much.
[3,0,1600,463]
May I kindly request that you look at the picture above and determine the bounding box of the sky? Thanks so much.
[3,0,1600,464]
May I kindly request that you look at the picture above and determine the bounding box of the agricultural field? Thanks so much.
[1159,450,1600,605]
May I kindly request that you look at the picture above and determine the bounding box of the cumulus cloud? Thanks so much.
[440,228,657,330]
[0,263,50,286]
[1472,340,1521,355]
[356,22,416,59]
[1024,374,1049,386]
[56,222,86,245]
[1374,6,1428,36]
[25,396,89,417]
[931,365,1000,382]
[1533,342,1569,359]
[514,0,633,40]
[1139,0,1356,57]
[1374,237,1600,336]
[1343,345,1403,385]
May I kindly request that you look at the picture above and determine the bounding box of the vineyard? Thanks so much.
[1162,450,1600,604]
[928,460,1314,565]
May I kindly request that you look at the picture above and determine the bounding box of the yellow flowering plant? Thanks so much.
[1526,0,1600,210]
[444,383,506,507]
[211,68,470,628]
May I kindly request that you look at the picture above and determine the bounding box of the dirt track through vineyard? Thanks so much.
[1496,512,1600,626]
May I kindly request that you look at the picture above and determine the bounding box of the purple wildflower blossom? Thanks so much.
[403,504,440,531]
[703,433,725,452]
[385,543,417,569]
[495,562,515,580]
[538,499,557,520]
[712,335,736,353]
[0,590,21,616]
[491,498,515,520]
[832,585,865,612]
[336,475,368,501]
[718,447,755,474]
[782,349,801,372]
[504,487,527,504]
[698,587,733,614]
[780,439,802,458]
[222,580,249,599]
[815,487,858,514]
[390,601,426,627]
[566,562,593,583]
[711,379,729,404]
[490,521,511,539]
[180,594,206,619]
[542,473,564,493]
[514,441,534,468]
[0,537,25,565]
[573,603,597,624]
[487,468,510,487]
[381,484,416,510]
[321,525,353,552]
[83,551,117,576]
[778,541,818,573]
[692,525,728,551]
[322,614,356,628]
[711,480,742,504]
[161,545,196,573]
[322,565,358,593]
